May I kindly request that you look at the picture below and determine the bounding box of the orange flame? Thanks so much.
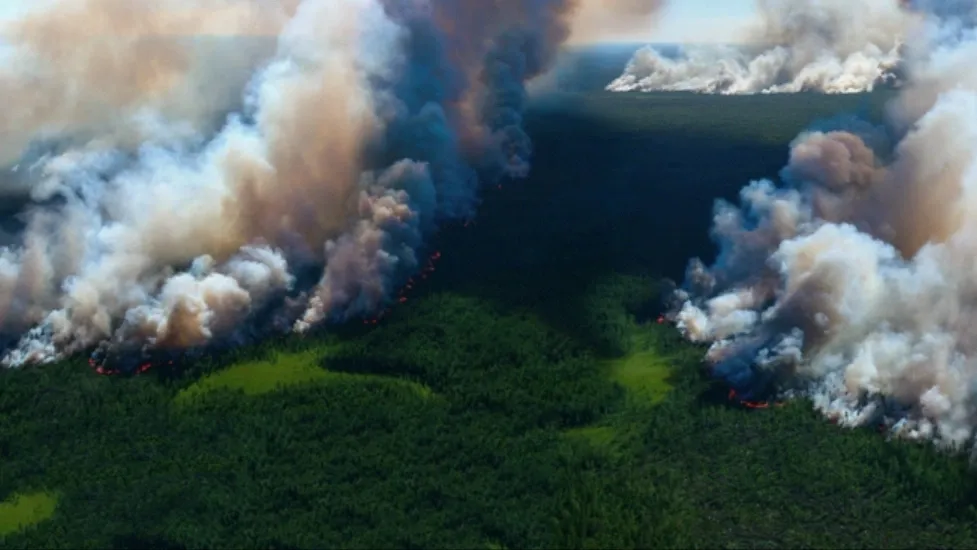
[728,389,785,409]
[89,356,173,377]
[363,249,442,326]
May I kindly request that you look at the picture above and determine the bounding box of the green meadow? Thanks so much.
[0,492,58,537]
[172,346,435,407]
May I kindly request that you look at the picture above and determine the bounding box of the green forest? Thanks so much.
[4,90,977,549]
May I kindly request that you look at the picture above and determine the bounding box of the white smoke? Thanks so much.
[673,3,977,454]
[1,0,403,366]
[0,0,292,175]
[607,0,915,94]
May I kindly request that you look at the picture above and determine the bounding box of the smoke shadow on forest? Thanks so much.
[409,92,802,356]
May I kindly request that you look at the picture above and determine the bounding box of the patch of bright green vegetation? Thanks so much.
[174,346,434,406]
[563,276,678,454]
[0,492,57,537]
[604,327,674,406]
[581,274,687,408]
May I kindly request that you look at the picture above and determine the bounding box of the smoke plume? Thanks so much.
[672,1,977,454]
[568,0,667,43]
[0,0,608,368]
[608,0,916,94]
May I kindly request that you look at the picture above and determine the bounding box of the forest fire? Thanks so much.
[728,388,784,410]
[359,174,512,326]
[85,335,188,377]
[88,354,174,376]
[88,216,455,375]
[86,180,498,375]
[362,249,442,325]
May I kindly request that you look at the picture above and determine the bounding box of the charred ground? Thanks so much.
[4,89,977,549]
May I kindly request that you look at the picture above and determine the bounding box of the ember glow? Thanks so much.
[728,389,784,410]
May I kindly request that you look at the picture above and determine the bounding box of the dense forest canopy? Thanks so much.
[4,90,977,549]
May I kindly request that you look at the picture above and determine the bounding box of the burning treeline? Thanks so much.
[0,0,668,369]
[672,0,977,454]
[608,0,919,95]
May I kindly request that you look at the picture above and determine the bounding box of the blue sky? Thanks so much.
[0,1,44,21]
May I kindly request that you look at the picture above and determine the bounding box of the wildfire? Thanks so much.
[88,357,173,376]
[728,388,785,410]
[363,249,442,325]
[88,182,486,375]
[360,176,515,328]
[361,176,517,326]
[360,179,509,328]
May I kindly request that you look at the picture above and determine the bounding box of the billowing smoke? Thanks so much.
[0,0,293,175]
[568,0,666,43]
[0,0,624,368]
[672,1,977,454]
[608,0,917,94]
